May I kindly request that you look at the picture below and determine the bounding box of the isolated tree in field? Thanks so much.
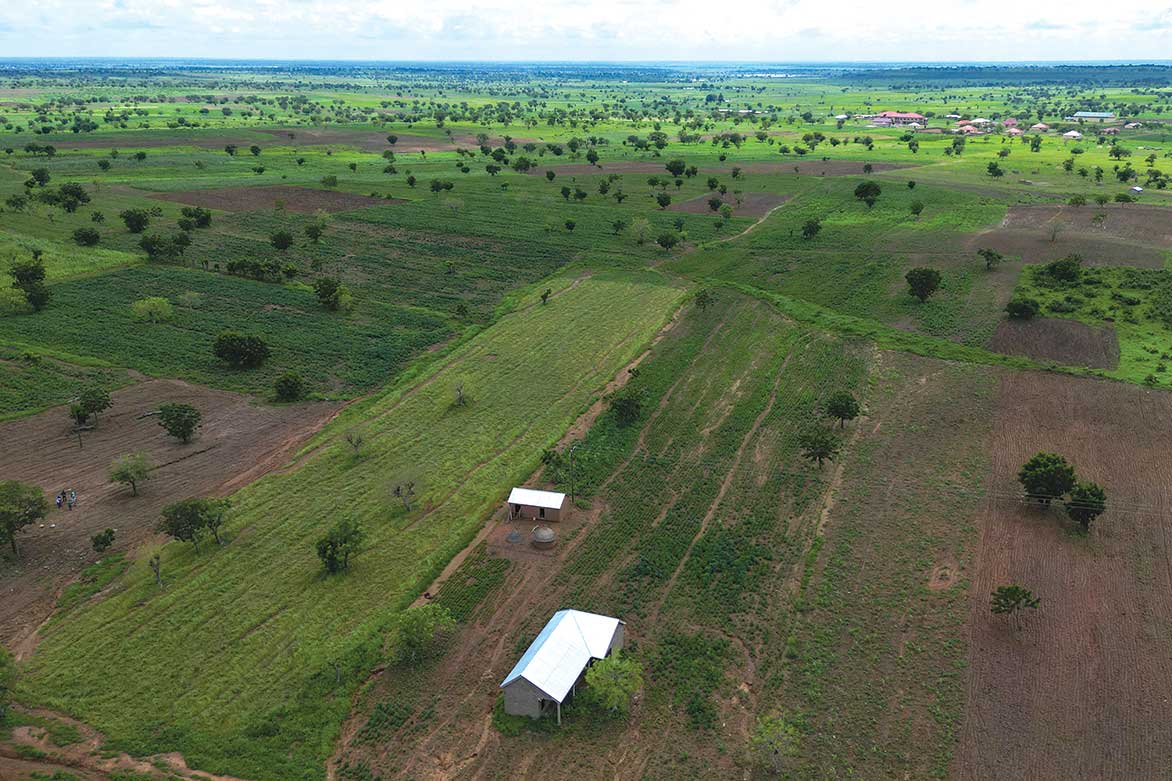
[798,427,841,467]
[119,208,150,233]
[1067,481,1107,529]
[157,402,202,443]
[656,232,679,251]
[392,481,416,511]
[0,480,49,557]
[304,222,324,242]
[274,372,305,402]
[801,218,822,239]
[853,180,882,208]
[655,191,672,209]
[664,158,687,178]
[584,652,643,716]
[213,332,270,368]
[91,527,115,553]
[8,256,51,311]
[990,585,1040,629]
[316,517,365,574]
[824,391,860,428]
[909,200,924,217]
[76,384,112,424]
[611,218,628,235]
[148,552,162,587]
[545,170,556,182]
[695,289,714,312]
[987,161,1005,178]
[1045,253,1081,283]
[540,288,552,305]
[73,227,100,246]
[1017,452,1076,505]
[270,230,294,251]
[321,175,338,188]
[977,247,1004,271]
[394,604,456,664]
[905,267,941,302]
[158,499,205,551]
[610,387,643,427]
[564,220,576,232]
[1005,297,1040,319]
[131,296,173,323]
[224,144,237,156]
[110,452,153,496]
[750,714,801,773]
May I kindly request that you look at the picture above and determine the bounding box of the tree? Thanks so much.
[274,372,305,402]
[119,208,150,233]
[905,267,941,302]
[801,218,822,239]
[540,288,552,305]
[270,230,294,251]
[664,158,687,178]
[73,227,100,246]
[909,200,924,217]
[583,652,643,716]
[1005,297,1040,319]
[990,585,1041,629]
[8,256,50,311]
[695,289,714,312]
[316,517,365,574]
[77,384,112,423]
[394,604,456,664]
[750,714,801,773]
[610,387,643,427]
[1017,452,1076,505]
[148,552,162,588]
[304,223,324,242]
[564,220,576,232]
[987,161,1005,178]
[0,480,49,556]
[110,452,153,496]
[213,332,270,368]
[656,232,679,251]
[798,427,841,467]
[157,402,202,443]
[655,191,672,209]
[1067,481,1107,529]
[977,247,1004,271]
[1045,253,1082,283]
[131,296,173,323]
[853,180,882,208]
[824,391,860,428]
[91,528,115,553]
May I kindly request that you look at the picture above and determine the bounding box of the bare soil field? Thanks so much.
[955,371,1172,779]
[990,317,1120,369]
[971,204,1172,268]
[150,184,394,213]
[668,191,790,217]
[0,378,341,651]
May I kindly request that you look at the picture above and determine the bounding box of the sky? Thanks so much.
[0,0,1170,62]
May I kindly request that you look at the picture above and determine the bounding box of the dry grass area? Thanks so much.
[955,370,1172,779]
[0,378,341,650]
[150,184,394,213]
[990,317,1120,369]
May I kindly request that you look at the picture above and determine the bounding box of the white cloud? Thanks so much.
[0,0,1169,60]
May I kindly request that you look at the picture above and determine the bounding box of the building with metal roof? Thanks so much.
[500,609,625,723]
[1068,111,1115,121]
[507,487,566,521]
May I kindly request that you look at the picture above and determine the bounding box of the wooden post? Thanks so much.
[557,700,561,726]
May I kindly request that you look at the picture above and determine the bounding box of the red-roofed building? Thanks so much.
[876,111,927,126]
[1003,117,1019,127]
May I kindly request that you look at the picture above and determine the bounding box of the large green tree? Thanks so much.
[0,481,50,556]
[395,604,456,664]
[584,652,643,716]
[1017,452,1076,505]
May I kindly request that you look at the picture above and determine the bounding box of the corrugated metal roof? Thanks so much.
[500,609,622,702]
[1073,111,1115,118]
[507,487,565,510]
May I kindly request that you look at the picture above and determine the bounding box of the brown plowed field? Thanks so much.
[0,378,341,650]
[990,317,1120,369]
[972,204,1172,268]
[955,371,1172,779]
[668,191,790,217]
[150,184,395,213]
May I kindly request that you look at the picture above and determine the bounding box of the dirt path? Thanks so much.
[0,378,342,650]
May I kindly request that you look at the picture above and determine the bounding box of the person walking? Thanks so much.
[55,492,64,510]
[67,490,77,511]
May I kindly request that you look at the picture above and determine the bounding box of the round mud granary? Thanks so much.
[531,525,557,550]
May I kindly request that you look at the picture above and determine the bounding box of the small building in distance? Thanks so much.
[500,609,625,723]
[507,487,566,522]
[1030,122,1049,131]
[1063,130,1084,140]
[1069,111,1116,122]
[1003,117,1019,127]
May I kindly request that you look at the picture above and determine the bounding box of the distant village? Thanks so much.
[845,109,1144,140]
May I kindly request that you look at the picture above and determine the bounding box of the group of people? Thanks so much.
[55,489,78,511]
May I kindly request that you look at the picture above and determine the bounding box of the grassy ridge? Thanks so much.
[20,268,684,780]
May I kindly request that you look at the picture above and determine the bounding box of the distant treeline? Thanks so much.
[842,64,1172,87]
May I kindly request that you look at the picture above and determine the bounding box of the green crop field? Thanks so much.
[3,60,1172,781]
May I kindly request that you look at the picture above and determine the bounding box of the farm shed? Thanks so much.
[1069,111,1115,121]
[500,609,625,723]
[507,487,566,522]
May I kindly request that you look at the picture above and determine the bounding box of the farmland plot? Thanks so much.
[19,269,684,781]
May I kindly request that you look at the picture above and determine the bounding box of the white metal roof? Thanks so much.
[500,609,622,702]
[507,487,565,510]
